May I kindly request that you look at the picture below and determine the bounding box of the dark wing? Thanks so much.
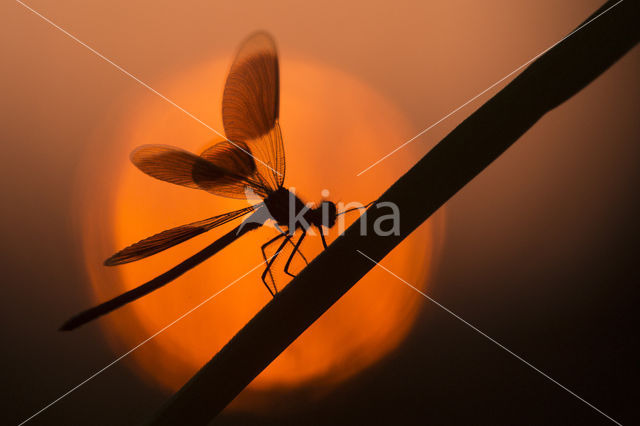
[61,208,265,331]
[131,144,268,199]
[222,31,285,190]
[105,206,255,266]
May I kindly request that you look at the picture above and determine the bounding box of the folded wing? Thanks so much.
[105,206,255,266]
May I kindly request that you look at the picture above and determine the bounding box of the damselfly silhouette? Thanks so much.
[61,32,369,331]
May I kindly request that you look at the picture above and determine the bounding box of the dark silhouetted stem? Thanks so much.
[149,1,638,424]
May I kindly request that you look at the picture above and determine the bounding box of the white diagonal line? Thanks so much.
[18,256,271,425]
[356,0,624,176]
[357,250,622,426]
[15,0,281,177]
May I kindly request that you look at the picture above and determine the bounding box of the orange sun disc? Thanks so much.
[78,57,443,411]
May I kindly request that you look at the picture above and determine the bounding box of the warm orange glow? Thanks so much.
[80,58,442,409]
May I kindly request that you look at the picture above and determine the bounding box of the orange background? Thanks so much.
[1,1,638,424]
[80,58,441,408]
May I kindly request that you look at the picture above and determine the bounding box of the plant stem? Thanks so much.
[148,1,639,424]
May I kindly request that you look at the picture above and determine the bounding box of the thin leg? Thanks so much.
[289,233,309,265]
[320,227,329,249]
[261,234,290,296]
[284,229,307,278]
[260,229,309,292]
[261,233,284,264]
[260,233,285,292]
[272,224,308,264]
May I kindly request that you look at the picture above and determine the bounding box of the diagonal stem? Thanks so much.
[148,1,639,424]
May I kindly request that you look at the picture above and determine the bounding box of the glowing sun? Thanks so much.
[78,56,442,411]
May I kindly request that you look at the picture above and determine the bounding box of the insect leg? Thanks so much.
[261,233,285,264]
[295,246,309,266]
[260,233,285,291]
[320,227,329,249]
[261,234,291,296]
[284,229,307,278]
[273,224,307,264]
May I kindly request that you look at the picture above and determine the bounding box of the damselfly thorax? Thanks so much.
[262,187,337,233]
